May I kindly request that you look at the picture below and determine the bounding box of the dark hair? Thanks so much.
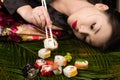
[87,0,116,8]
[88,0,120,51]
[101,9,120,51]
[48,0,120,51]
[47,5,70,30]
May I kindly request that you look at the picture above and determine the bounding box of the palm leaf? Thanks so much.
[0,38,120,80]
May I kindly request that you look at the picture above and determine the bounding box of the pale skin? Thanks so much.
[17,5,52,28]
[17,0,112,48]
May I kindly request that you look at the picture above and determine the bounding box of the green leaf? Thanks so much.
[0,38,120,80]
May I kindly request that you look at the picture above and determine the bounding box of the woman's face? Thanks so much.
[67,4,112,47]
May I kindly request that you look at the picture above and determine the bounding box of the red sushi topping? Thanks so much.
[46,60,54,65]
[46,60,58,69]
[41,65,53,76]
[34,59,46,69]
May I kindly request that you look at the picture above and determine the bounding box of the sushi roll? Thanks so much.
[41,65,53,76]
[44,38,58,50]
[38,48,51,59]
[34,59,46,69]
[45,60,61,75]
[46,60,58,69]
[22,64,39,79]
[63,65,78,78]
[54,55,67,66]
[53,66,62,75]
[74,59,88,69]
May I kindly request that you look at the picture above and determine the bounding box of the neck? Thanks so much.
[50,0,92,16]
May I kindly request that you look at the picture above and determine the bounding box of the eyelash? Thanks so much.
[83,34,88,41]
[83,35,87,41]
[90,23,96,30]
[83,23,96,41]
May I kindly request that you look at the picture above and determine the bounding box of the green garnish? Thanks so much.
[64,52,72,62]
[76,59,86,62]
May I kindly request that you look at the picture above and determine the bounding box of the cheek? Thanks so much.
[91,32,111,47]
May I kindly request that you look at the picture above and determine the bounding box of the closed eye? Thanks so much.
[83,35,87,41]
[82,34,92,45]
[82,34,88,41]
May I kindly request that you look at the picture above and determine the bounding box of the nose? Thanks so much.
[78,26,90,34]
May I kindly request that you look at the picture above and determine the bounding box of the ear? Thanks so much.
[95,3,109,11]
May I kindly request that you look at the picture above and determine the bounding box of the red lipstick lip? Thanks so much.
[72,20,77,29]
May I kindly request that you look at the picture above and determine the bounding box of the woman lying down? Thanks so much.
[1,0,120,51]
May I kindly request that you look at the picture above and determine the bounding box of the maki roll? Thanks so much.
[54,55,67,66]
[74,59,88,69]
[22,64,39,79]
[46,60,58,69]
[63,65,78,78]
[46,60,62,75]
[34,59,46,69]
[41,65,53,76]
[44,38,58,50]
[53,66,62,75]
[38,48,51,59]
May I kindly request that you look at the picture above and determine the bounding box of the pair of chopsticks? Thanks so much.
[41,0,53,40]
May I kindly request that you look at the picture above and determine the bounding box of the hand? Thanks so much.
[17,5,52,28]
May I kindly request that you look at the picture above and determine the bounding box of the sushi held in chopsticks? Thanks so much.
[41,0,58,50]
[44,38,58,50]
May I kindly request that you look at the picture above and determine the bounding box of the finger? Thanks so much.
[29,16,39,26]
[39,13,46,27]
[32,7,44,27]
[41,7,52,28]
[33,13,42,27]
